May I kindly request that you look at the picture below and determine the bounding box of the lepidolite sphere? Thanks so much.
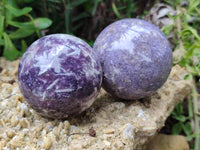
[93,18,172,100]
[18,34,102,119]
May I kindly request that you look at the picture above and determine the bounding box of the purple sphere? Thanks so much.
[18,34,102,119]
[93,18,172,100]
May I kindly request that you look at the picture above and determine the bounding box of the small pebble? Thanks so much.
[103,128,115,134]
[41,136,52,150]
[124,123,134,139]
[103,140,111,147]
[6,130,15,138]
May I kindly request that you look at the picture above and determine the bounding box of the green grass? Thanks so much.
[162,0,200,149]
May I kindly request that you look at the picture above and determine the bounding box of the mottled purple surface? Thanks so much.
[93,18,172,100]
[18,34,102,119]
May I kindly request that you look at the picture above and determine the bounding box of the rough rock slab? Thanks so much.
[146,134,189,150]
[0,57,193,150]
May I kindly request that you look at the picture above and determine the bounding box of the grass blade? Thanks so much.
[0,15,4,39]
[112,2,122,19]
[71,0,88,8]
[92,0,102,16]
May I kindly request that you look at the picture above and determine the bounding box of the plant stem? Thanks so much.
[173,7,186,63]
[176,8,184,51]
[192,84,200,150]
[63,0,71,34]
